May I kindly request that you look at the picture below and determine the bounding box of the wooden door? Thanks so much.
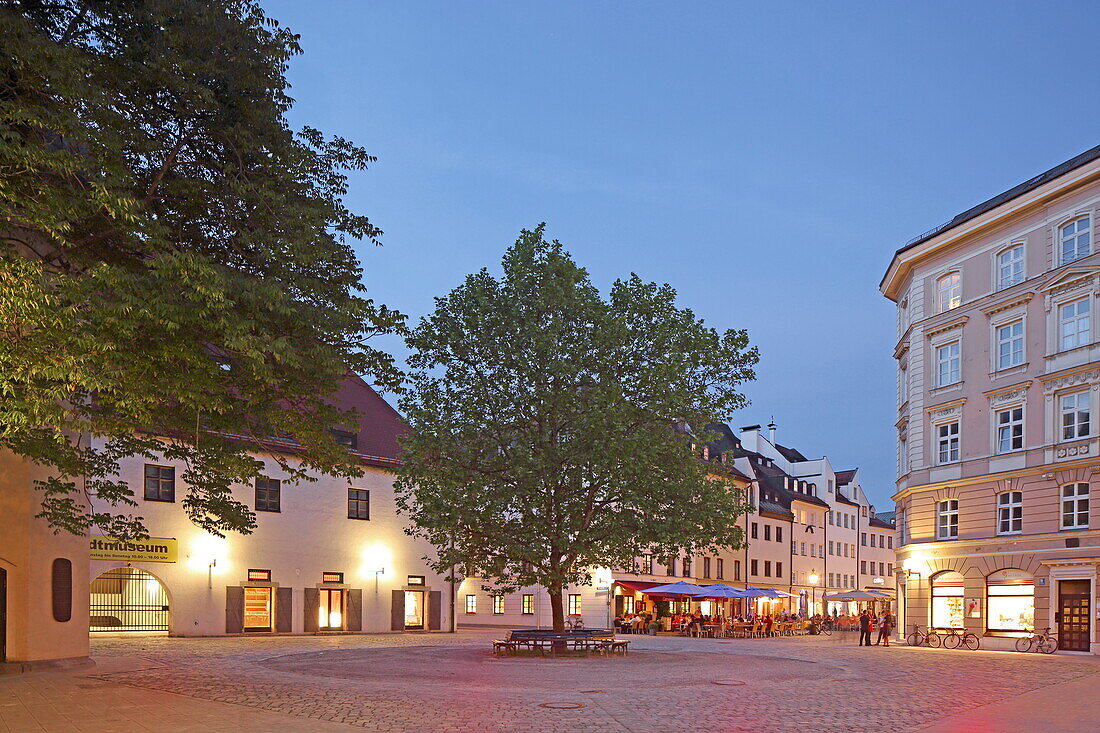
[1058,580,1091,652]
[1,567,6,662]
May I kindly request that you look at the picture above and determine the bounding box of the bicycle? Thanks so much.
[565,615,585,631]
[905,624,941,648]
[818,618,833,636]
[940,627,981,650]
[1015,627,1057,654]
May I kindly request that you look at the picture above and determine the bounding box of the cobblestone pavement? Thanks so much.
[3,630,1100,732]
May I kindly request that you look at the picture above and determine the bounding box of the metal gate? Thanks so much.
[90,567,170,632]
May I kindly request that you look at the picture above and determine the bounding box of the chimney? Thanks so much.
[739,424,761,451]
[768,419,777,444]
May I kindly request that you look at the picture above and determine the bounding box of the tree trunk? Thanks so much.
[548,584,566,632]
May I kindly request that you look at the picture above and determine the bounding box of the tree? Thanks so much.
[396,226,759,631]
[0,0,403,539]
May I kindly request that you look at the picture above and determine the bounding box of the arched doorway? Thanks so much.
[90,567,170,633]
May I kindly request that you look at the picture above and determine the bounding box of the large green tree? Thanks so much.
[0,0,402,539]
[396,226,759,631]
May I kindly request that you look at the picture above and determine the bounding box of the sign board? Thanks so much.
[966,597,981,618]
[90,535,177,563]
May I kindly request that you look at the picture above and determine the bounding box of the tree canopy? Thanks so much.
[396,226,759,630]
[0,0,402,539]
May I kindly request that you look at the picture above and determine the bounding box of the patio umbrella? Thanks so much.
[738,587,774,598]
[689,584,746,599]
[822,590,880,601]
[765,589,797,598]
[642,581,707,597]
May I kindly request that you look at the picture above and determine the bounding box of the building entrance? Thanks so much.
[1,566,7,661]
[405,590,425,629]
[90,567,169,632]
[1058,580,1091,652]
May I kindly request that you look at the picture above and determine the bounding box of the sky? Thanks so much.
[265,0,1100,506]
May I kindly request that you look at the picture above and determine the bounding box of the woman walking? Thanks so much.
[876,610,894,646]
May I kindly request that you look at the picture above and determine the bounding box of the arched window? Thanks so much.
[936,273,961,313]
[930,570,965,629]
[1059,217,1091,264]
[986,569,1034,632]
[997,245,1025,289]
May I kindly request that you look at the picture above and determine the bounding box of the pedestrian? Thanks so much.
[877,610,894,646]
[858,609,872,646]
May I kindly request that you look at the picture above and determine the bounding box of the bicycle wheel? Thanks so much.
[906,632,921,647]
[1039,636,1058,654]
[926,632,941,648]
[1014,637,1033,653]
[820,626,831,636]
[963,633,980,650]
[942,633,960,649]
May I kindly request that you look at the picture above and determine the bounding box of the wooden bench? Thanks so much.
[492,629,628,656]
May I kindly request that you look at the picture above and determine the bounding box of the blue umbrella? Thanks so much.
[690,584,746,598]
[643,581,708,596]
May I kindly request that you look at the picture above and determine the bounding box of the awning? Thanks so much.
[614,580,667,594]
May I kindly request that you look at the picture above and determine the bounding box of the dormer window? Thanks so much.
[936,273,961,313]
[1059,216,1091,265]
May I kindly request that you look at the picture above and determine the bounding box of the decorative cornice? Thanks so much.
[1039,363,1100,391]
[926,397,967,414]
[926,315,969,339]
[981,292,1034,317]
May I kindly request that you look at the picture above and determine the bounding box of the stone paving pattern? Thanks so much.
[2,630,1099,732]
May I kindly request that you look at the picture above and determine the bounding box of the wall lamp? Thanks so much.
[905,569,921,580]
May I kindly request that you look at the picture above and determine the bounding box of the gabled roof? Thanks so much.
[834,469,857,486]
[868,516,896,530]
[775,443,808,463]
[835,492,859,507]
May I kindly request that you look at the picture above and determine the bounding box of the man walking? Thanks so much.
[858,609,872,646]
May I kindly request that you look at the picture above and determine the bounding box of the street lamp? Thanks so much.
[808,572,819,618]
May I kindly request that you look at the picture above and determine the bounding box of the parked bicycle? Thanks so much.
[905,625,941,648]
[566,615,585,630]
[1015,627,1057,654]
[940,628,981,650]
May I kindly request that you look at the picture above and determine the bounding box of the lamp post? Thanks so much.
[808,572,819,618]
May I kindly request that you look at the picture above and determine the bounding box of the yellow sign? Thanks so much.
[90,535,178,563]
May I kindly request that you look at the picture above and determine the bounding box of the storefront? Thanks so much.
[985,569,1034,634]
[930,570,964,630]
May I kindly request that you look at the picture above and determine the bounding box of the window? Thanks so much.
[51,558,72,623]
[641,554,653,574]
[936,421,960,464]
[828,479,834,493]
[322,571,344,583]
[329,428,358,449]
[716,558,724,579]
[682,557,692,576]
[407,575,425,585]
[828,572,834,587]
[733,560,741,581]
[986,570,1034,632]
[1059,298,1090,350]
[568,594,582,615]
[764,525,771,541]
[667,558,676,576]
[493,595,505,615]
[751,522,758,539]
[247,569,272,581]
[621,595,635,614]
[522,594,534,614]
[887,563,893,575]
[776,562,783,579]
[937,499,959,539]
[810,544,816,558]
[931,571,964,629]
[828,540,833,555]
[861,560,867,574]
[888,536,893,549]
[776,526,783,543]
[763,560,771,577]
[1061,391,1090,441]
[702,557,711,578]
[936,272,961,312]
[465,595,477,614]
[996,321,1024,369]
[997,492,1023,535]
[936,341,961,386]
[996,407,1024,453]
[255,477,281,512]
[1059,216,1091,264]
[800,541,806,555]
[347,489,370,519]
[1062,483,1090,530]
[997,245,1024,289]
[861,533,867,547]
[143,464,175,502]
[750,559,759,576]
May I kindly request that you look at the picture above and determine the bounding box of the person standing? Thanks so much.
[858,609,872,646]
[877,610,894,646]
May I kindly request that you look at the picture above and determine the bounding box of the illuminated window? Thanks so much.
[996,321,1024,369]
[465,595,477,614]
[997,492,1023,535]
[1059,298,1090,351]
[621,595,635,614]
[996,407,1023,453]
[1062,483,1089,529]
[247,569,271,581]
[568,594,582,615]
[407,575,425,586]
[143,464,175,502]
[936,272,961,312]
[1059,216,1091,264]
[641,554,653,574]
[1061,391,1091,441]
[493,595,505,615]
[986,570,1034,632]
[997,245,1024,289]
[522,594,534,615]
[930,571,964,629]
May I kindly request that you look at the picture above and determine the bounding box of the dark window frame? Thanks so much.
[144,464,175,502]
[348,488,370,520]
[255,477,281,512]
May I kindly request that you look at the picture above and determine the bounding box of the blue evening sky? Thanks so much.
[265,0,1100,506]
